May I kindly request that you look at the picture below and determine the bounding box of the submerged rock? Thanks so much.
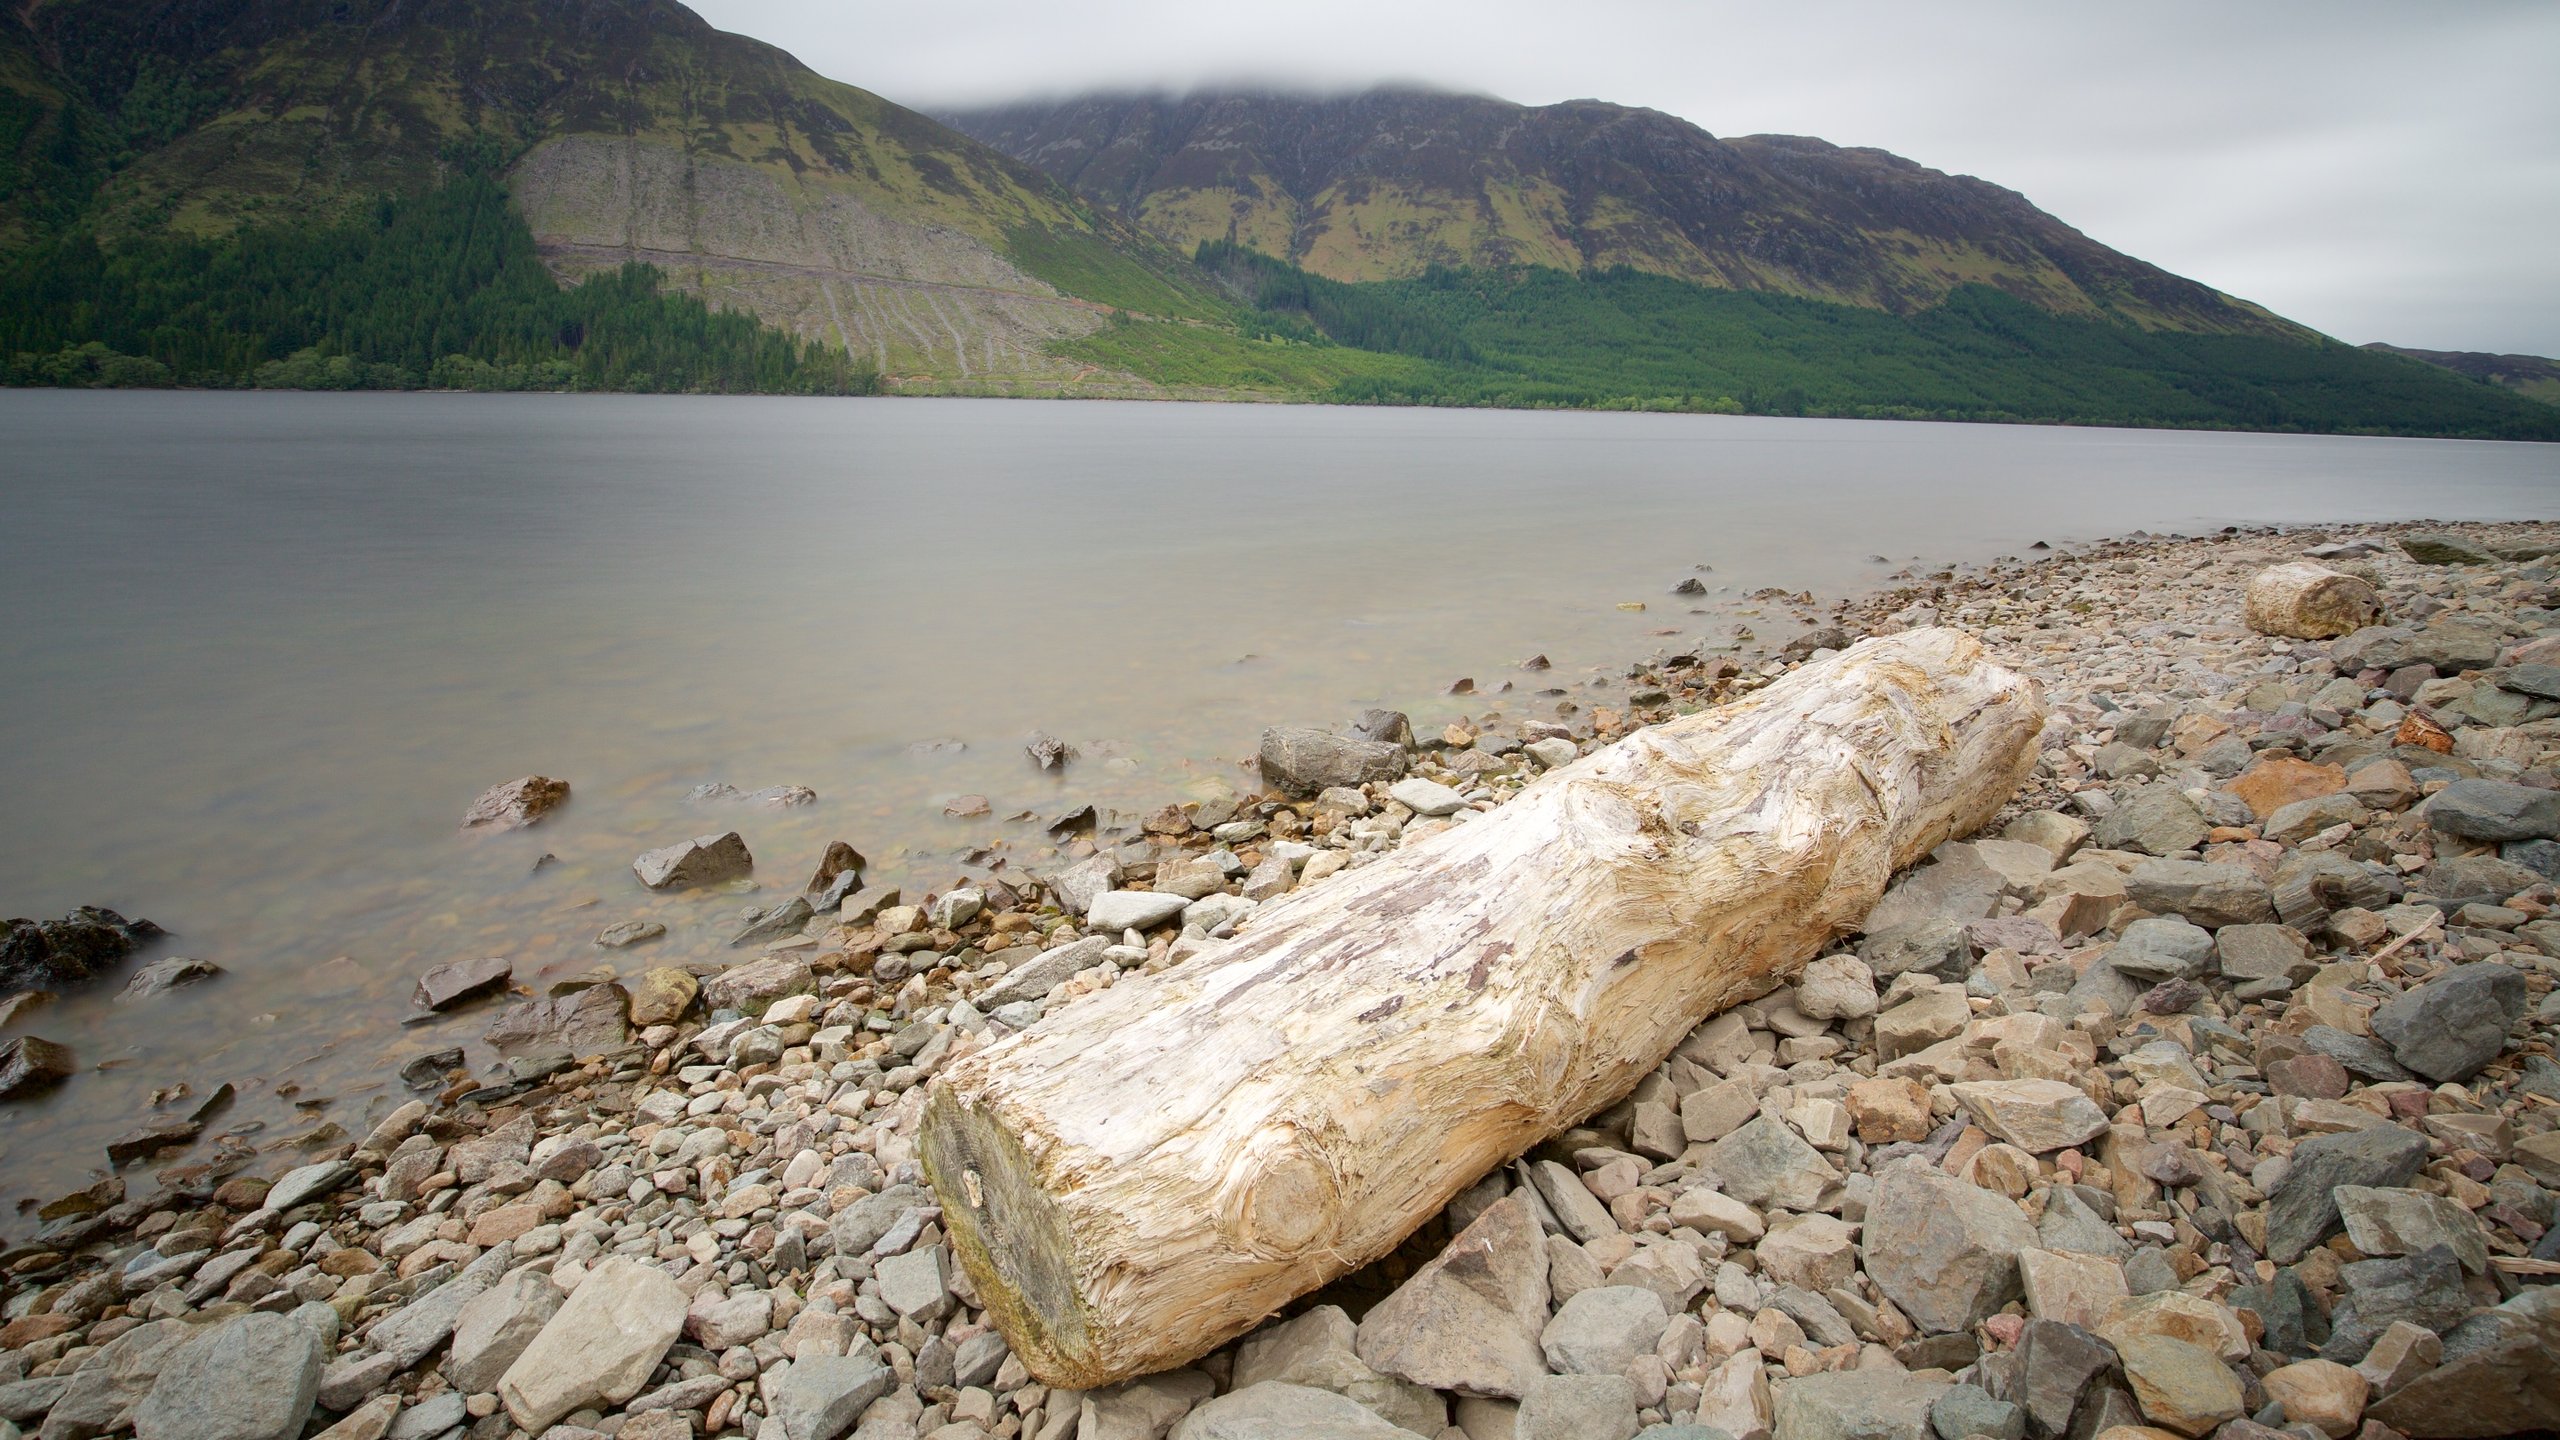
[1260,726,1408,798]
[632,831,752,890]
[0,1034,76,1098]
[1,906,165,995]
[459,775,570,831]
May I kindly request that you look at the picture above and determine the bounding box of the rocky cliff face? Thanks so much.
[6,0,1213,388]
[942,88,2302,336]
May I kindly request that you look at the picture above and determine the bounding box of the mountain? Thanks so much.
[940,88,2301,337]
[2364,345,2560,406]
[1,0,1217,390]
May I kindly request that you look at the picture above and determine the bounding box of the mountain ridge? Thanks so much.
[939,86,2307,339]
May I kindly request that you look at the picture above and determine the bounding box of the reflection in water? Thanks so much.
[1,390,2554,1223]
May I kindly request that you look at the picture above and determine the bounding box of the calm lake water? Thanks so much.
[3,391,2556,1225]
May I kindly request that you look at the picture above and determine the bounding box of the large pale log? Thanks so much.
[2242,561,2382,639]
[920,628,2045,1387]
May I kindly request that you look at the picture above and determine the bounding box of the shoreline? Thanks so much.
[4,517,2559,1440]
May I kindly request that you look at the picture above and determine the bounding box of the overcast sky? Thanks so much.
[690,0,2560,355]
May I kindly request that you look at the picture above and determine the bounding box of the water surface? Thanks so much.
[3,391,2555,1225]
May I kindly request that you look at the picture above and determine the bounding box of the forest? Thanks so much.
[0,166,877,396]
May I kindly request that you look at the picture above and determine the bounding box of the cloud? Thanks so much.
[689,0,2560,354]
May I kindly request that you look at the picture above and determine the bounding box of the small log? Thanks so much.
[2243,561,2381,639]
[920,628,2046,1387]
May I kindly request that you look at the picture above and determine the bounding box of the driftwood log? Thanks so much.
[919,628,2046,1387]
[2243,561,2382,639]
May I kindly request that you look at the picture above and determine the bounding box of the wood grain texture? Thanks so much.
[920,627,2046,1387]
[2242,561,2382,639]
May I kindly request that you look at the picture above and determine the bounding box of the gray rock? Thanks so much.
[496,1257,688,1431]
[1352,709,1415,746]
[1171,1382,1413,1440]
[1086,1370,1217,1440]
[1526,738,1580,771]
[2367,1286,2560,1438]
[130,1311,325,1440]
[1863,1158,2038,1334]
[2092,790,2208,857]
[1356,1192,1551,1400]
[115,956,223,1002]
[632,831,752,890]
[384,1393,466,1440]
[1704,1115,1836,1212]
[1541,1287,1669,1375]
[2335,1185,2492,1275]
[1514,1376,1639,1440]
[2301,1024,2414,1083]
[2215,925,2315,985]
[1864,862,2002,934]
[2123,858,2277,927]
[1529,1159,1620,1243]
[829,1184,928,1255]
[1930,1384,2024,1440]
[1086,890,1190,933]
[1858,920,1970,983]
[368,1243,515,1370]
[264,1158,355,1213]
[2266,1126,2429,1263]
[409,957,507,1012]
[2397,533,2499,566]
[2037,1185,2132,1261]
[876,1245,952,1321]
[766,1354,894,1440]
[0,1035,74,1098]
[2107,917,2214,982]
[979,936,1113,1008]
[1260,728,1408,798]
[2425,779,2560,842]
[446,1265,562,1393]
[729,897,814,949]
[481,983,629,1063]
[1772,1370,1950,1440]
[1388,778,1467,818]
[2321,1245,2471,1365]
[2426,852,2545,905]
[30,1318,191,1440]
[1232,1305,1444,1435]
[1988,1320,2116,1438]
[594,920,665,949]
[2370,963,2526,1082]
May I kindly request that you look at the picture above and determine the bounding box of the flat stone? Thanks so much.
[700,955,814,1015]
[1530,1158,1621,1242]
[596,919,667,950]
[2017,1248,2129,1330]
[482,982,629,1062]
[1260,727,1408,798]
[497,1256,688,1431]
[2123,859,2276,928]
[1951,1079,2110,1153]
[1875,987,1970,1061]
[267,1159,356,1213]
[2396,533,2498,565]
[1357,1191,1550,1400]
[1931,1383,2024,1440]
[412,957,510,1012]
[2258,1360,2365,1440]
[766,1354,894,1440]
[1087,1369,1217,1440]
[2424,779,2560,842]
[460,776,570,831]
[1166,1380,1411,1439]
[1704,1115,1837,1211]
[384,1394,466,1440]
[2099,1292,2247,1362]
[2334,1186,2491,1274]
[447,1266,562,1393]
[1542,1287,1669,1375]
[876,1245,952,1321]
[978,936,1113,1008]
[632,831,752,890]
[1086,890,1191,933]
[2094,790,2209,857]
[2229,757,2348,821]
[2367,1286,2560,1437]
[1232,1304,1444,1435]
[2108,918,2215,982]
[1772,1369,1951,1440]
[130,1310,326,1440]
[730,896,814,949]
[1389,778,1468,818]
[1863,1157,2038,1334]
[368,1243,516,1370]
[1513,1376,1640,1440]
[2265,1126,2428,1263]
[2369,963,2526,1082]
[115,955,224,1002]
[2115,1335,2242,1437]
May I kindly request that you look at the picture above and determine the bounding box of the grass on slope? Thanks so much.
[1057,313,1438,395]
[1114,245,2560,439]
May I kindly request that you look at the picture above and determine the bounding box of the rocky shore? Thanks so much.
[5,518,2560,1440]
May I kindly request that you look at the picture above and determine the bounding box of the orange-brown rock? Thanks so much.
[2229,756,2347,820]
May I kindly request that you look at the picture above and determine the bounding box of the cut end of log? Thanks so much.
[919,1084,1097,1384]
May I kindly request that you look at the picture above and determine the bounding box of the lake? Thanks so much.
[2,390,2555,1224]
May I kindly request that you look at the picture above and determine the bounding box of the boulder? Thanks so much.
[2423,779,2560,843]
[482,982,630,1062]
[2265,1126,2429,1263]
[129,1310,326,1440]
[766,1354,894,1440]
[2367,1286,2560,1438]
[1541,1287,1669,1376]
[0,906,164,994]
[632,831,752,890]
[411,957,509,1012]
[1233,1305,1445,1434]
[1772,1369,1950,1440]
[497,1257,689,1431]
[2369,963,2526,1082]
[0,1035,75,1099]
[1950,1080,2111,1154]
[1356,1192,1551,1399]
[2123,860,2276,928]
[1260,727,1408,798]
[460,776,570,831]
[1172,1381,1417,1440]
[1864,1159,2038,1334]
